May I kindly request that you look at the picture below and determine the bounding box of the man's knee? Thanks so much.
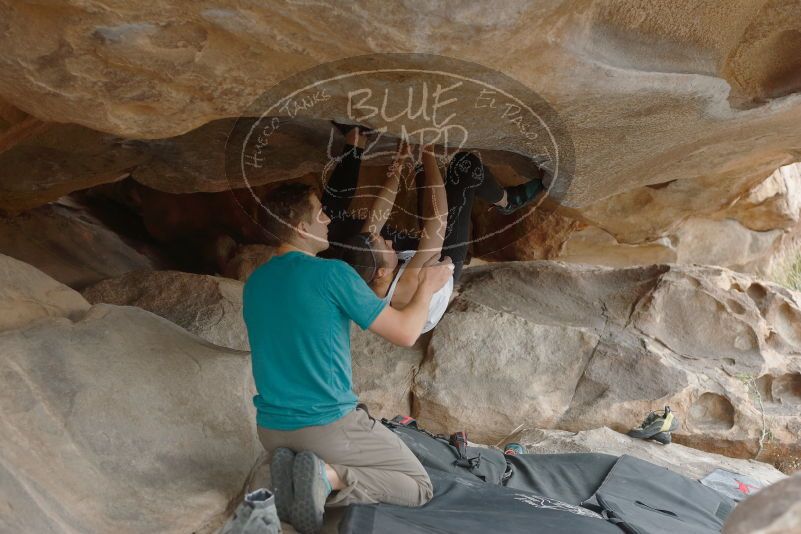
[382,466,432,507]
[383,474,432,507]
[416,475,434,506]
[402,469,433,507]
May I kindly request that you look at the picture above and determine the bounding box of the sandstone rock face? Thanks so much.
[0,197,166,289]
[82,270,249,351]
[0,302,260,534]
[519,427,786,486]
[416,298,602,437]
[222,244,277,282]
[0,253,89,332]
[94,256,801,466]
[350,327,427,419]
[723,473,801,534]
[557,162,801,275]
[1,3,800,272]
[4,120,799,274]
[496,162,801,276]
[73,256,801,466]
[78,265,419,416]
[0,119,148,214]
[1,2,799,142]
[414,262,801,464]
[0,114,342,213]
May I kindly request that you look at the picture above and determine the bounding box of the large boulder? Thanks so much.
[80,258,801,466]
[0,118,150,214]
[1,4,800,271]
[556,162,801,275]
[484,162,801,275]
[79,265,421,415]
[221,244,277,282]
[350,327,428,419]
[0,253,89,332]
[82,270,249,351]
[1,2,798,142]
[0,197,167,289]
[414,261,801,465]
[0,301,259,533]
[723,473,801,534]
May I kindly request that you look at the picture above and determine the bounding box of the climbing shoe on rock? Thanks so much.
[220,488,282,534]
[651,431,672,445]
[627,406,680,443]
[495,175,547,215]
[270,447,295,523]
[290,451,332,534]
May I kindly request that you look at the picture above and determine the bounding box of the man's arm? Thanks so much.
[369,256,453,346]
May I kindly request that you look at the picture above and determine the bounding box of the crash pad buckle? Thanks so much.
[449,431,481,470]
[390,415,418,428]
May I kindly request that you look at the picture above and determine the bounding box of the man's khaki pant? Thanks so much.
[258,405,433,508]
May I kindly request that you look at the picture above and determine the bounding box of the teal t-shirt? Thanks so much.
[242,251,387,430]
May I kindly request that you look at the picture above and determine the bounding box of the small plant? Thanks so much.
[768,245,801,291]
[736,373,772,458]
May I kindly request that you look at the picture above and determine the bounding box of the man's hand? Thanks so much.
[418,255,454,293]
[370,255,454,347]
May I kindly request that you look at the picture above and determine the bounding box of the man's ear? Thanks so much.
[298,208,319,236]
[296,219,311,237]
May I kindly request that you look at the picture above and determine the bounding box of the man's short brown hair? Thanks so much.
[261,182,316,243]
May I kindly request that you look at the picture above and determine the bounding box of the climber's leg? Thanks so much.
[440,151,505,281]
[319,127,368,253]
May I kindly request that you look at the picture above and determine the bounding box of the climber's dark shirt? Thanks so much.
[243,251,386,430]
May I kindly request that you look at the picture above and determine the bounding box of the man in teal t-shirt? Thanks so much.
[243,182,453,533]
[244,250,385,430]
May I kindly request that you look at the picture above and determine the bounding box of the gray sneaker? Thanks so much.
[290,451,332,534]
[220,488,281,534]
[270,448,295,523]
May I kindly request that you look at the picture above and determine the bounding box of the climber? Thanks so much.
[336,136,453,334]
[242,181,453,533]
[323,123,551,332]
